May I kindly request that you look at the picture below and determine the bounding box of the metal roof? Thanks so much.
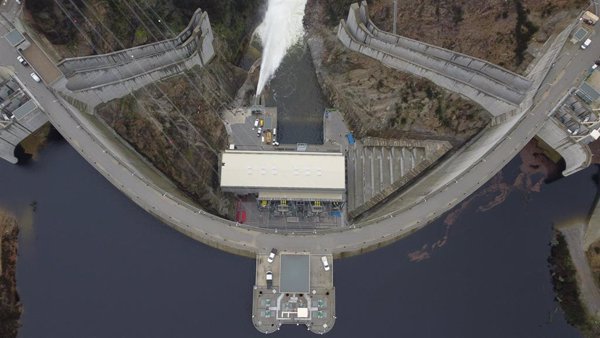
[577,82,600,103]
[5,30,25,47]
[220,150,345,191]
[280,255,310,293]
[11,100,37,120]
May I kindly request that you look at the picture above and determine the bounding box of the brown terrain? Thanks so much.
[97,60,245,217]
[0,210,21,338]
[307,0,490,146]
[307,0,587,146]
[367,0,587,73]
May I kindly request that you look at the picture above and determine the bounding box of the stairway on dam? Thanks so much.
[338,1,533,121]
[347,137,451,219]
[52,9,214,112]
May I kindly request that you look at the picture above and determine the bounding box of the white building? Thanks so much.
[219,150,346,202]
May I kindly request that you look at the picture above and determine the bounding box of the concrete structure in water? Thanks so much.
[0,73,48,163]
[253,252,335,334]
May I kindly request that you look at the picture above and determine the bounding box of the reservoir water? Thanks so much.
[0,132,592,337]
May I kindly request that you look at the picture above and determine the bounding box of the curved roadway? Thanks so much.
[2,14,598,258]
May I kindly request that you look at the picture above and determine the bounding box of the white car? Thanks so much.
[30,72,41,83]
[321,256,330,271]
[253,118,259,128]
[266,271,273,289]
[267,248,277,263]
[16,55,27,66]
[581,38,592,50]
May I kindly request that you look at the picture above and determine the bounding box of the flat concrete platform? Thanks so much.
[20,33,61,84]
[253,253,335,334]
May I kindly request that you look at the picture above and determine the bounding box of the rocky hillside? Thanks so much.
[24,0,261,61]
[323,0,587,73]
[97,59,244,217]
[307,0,490,146]
[0,211,20,338]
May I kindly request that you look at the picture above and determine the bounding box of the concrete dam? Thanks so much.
[52,8,215,112]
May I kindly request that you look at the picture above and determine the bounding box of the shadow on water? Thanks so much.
[584,164,600,224]
[14,126,65,165]
[266,41,326,144]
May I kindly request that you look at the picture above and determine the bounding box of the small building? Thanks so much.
[577,71,600,103]
[4,30,25,47]
[219,150,346,202]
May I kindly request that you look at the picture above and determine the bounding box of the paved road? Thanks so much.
[1,9,599,257]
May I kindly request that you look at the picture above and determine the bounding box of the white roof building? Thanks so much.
[219,150,346,201]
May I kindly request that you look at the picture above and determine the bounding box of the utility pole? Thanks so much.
[393,0,397,35]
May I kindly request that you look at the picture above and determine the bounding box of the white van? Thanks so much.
[321,256,330,271]
[582,38,592,50]
[30,72,41,82]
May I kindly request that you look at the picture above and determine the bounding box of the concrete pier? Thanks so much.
[253,252,335,334]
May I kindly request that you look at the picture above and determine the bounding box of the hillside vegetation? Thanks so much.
[25,0,261,61]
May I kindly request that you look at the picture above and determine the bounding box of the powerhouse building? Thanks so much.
[219,150,346,202]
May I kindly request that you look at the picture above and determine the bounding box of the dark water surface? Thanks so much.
[0,137,594,337]
[267,43,326,145]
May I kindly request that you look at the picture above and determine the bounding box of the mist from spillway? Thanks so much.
[255,0,307,97]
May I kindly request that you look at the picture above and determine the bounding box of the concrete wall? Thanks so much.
[536,118,592,176]
[339,2,535,118]
[0,107,48,163]
[57,9,207,76]
[357,17,572,224]
[361,11,531,91]
[54,9,215,111]
[57,55,205,111]
[338,21,516,117]
[348,137,452,219]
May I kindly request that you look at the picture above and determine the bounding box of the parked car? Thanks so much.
[266,271,273,289]
[267,248,278,263]
[321,256,330,271]
[257,127,262,137]
[16,55,27,66]
[581,38,592,50]
[30,72,41,83]
[253,118,259,128]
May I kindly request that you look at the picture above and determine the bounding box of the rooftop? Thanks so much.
[4,30,25,47]
[220,150,345,191]
[280,254,310,293]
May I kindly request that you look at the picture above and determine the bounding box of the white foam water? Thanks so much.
[255,0,308,97]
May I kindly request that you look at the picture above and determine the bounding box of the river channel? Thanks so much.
[0,131,591,337]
